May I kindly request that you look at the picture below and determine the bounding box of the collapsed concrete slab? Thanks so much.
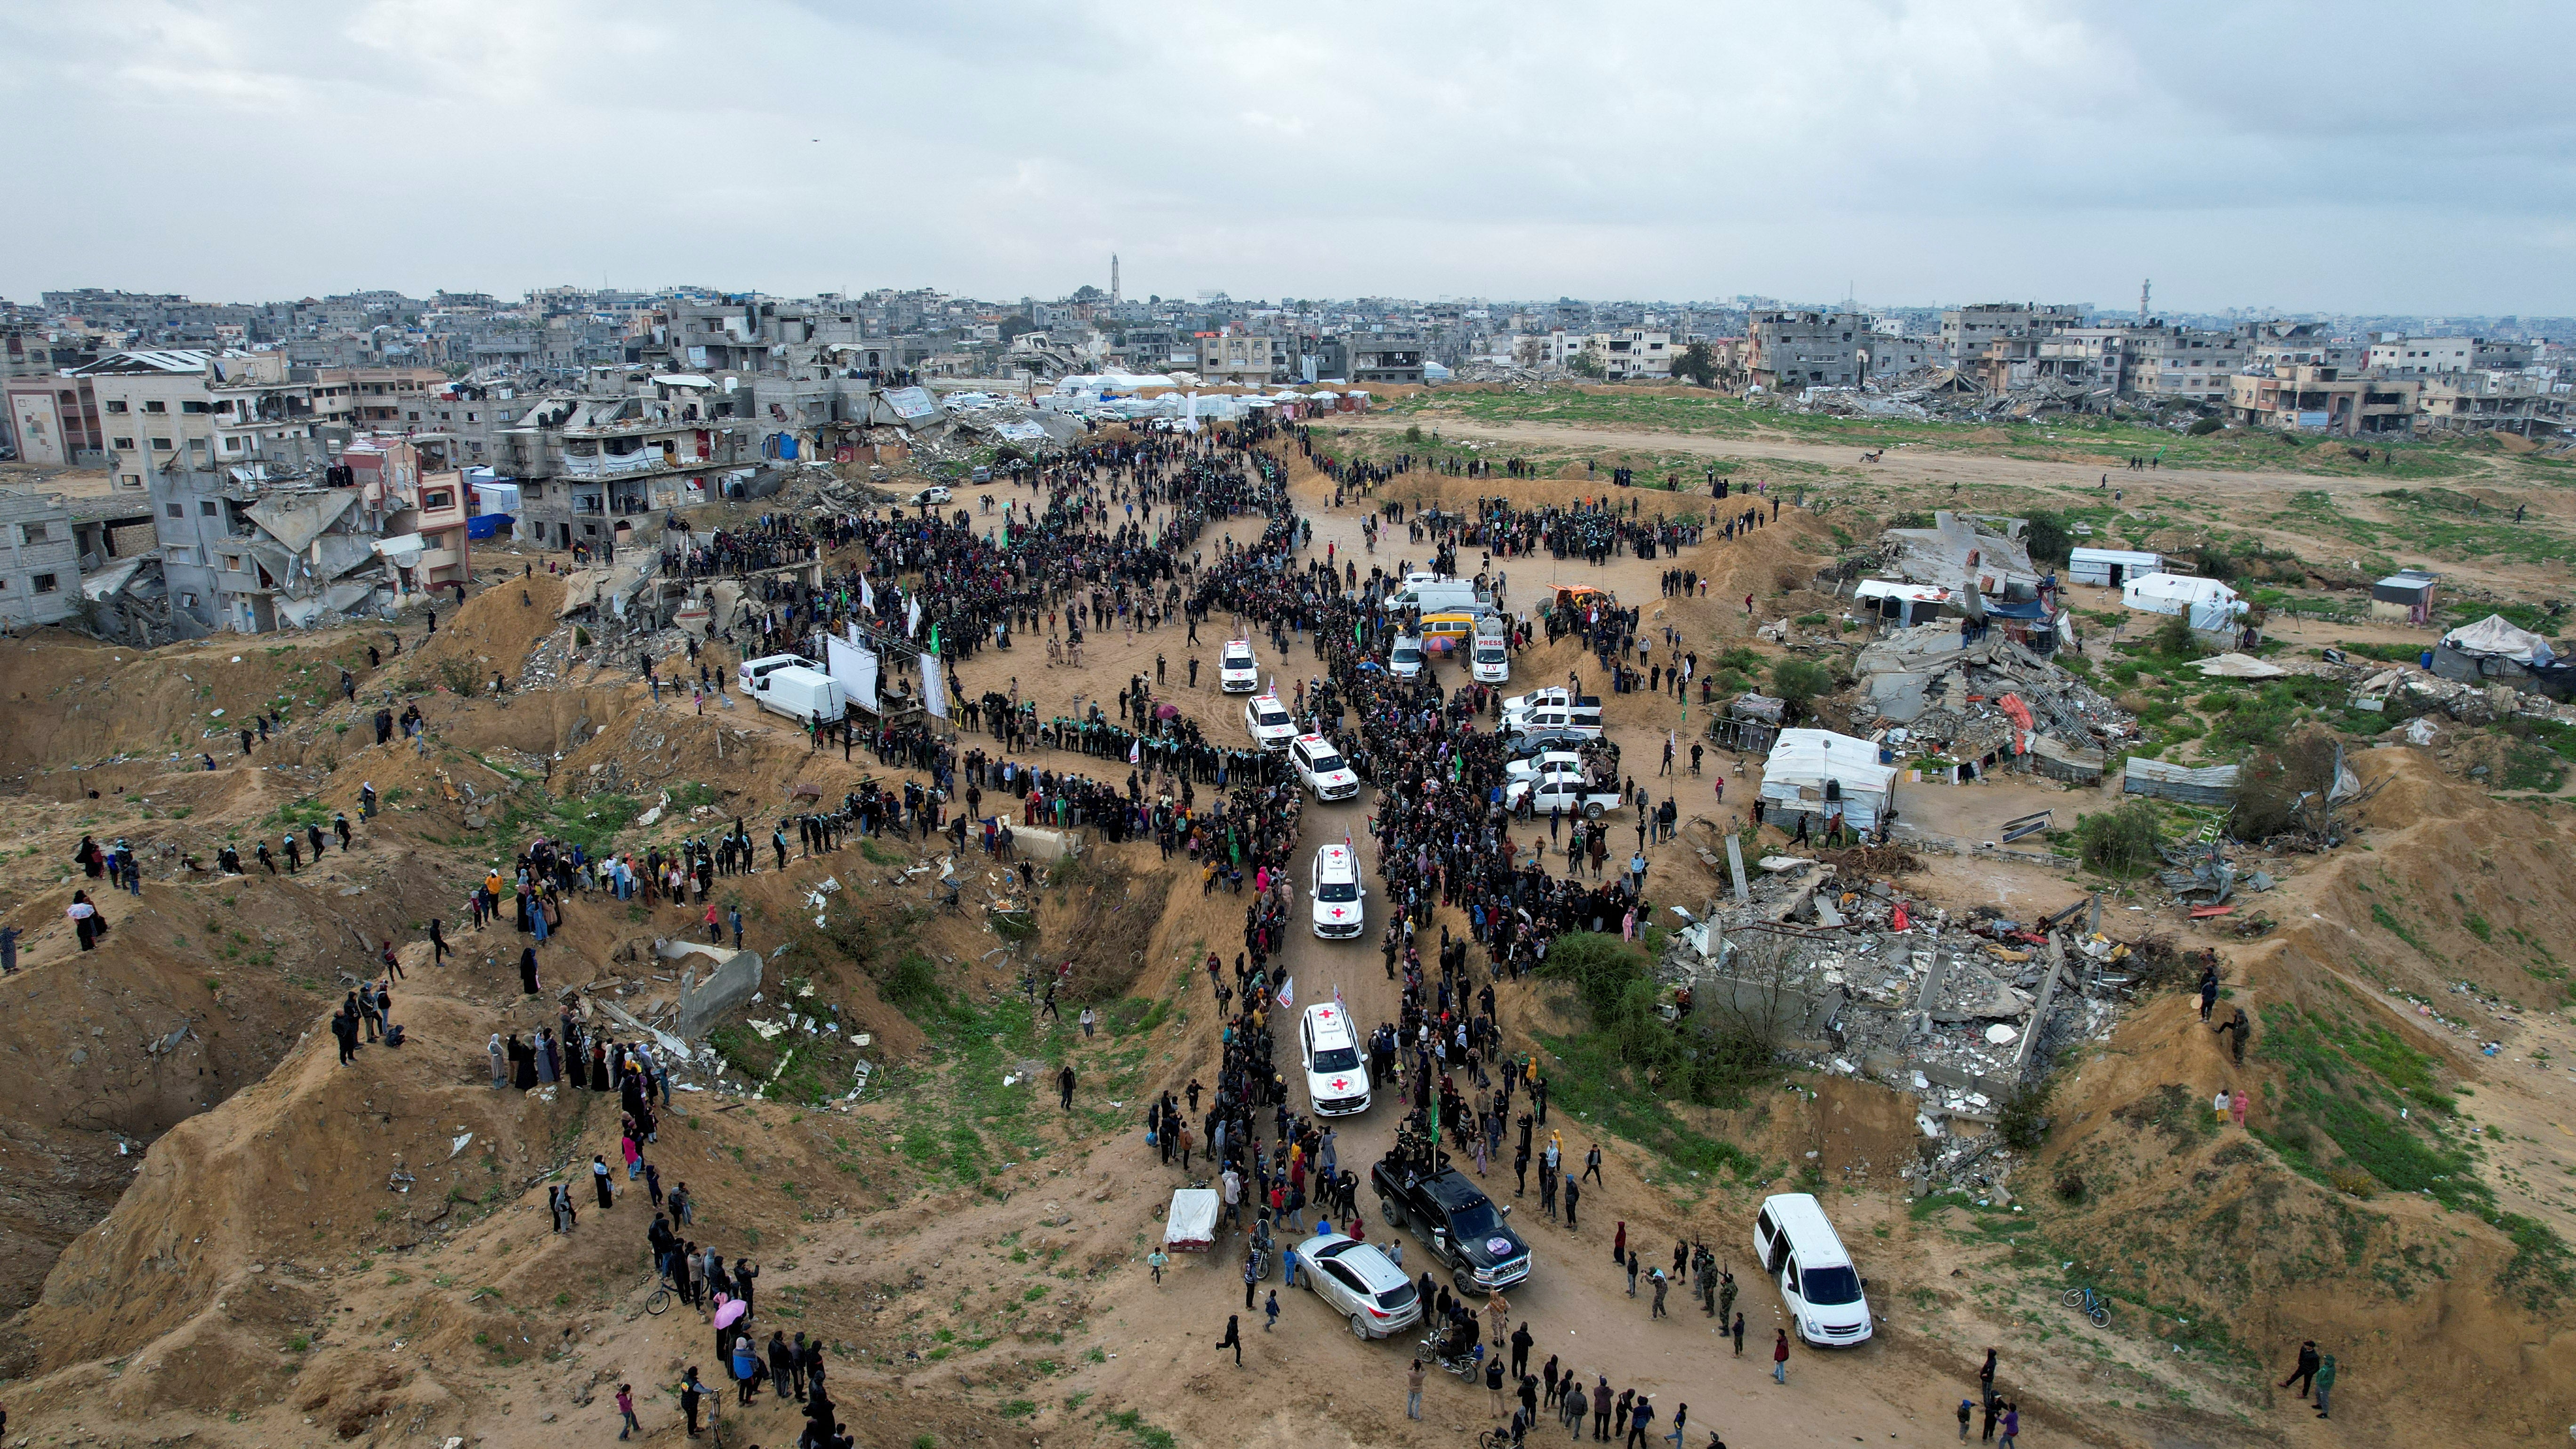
[663,939,764,1040]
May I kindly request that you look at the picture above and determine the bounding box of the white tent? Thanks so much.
[2121,572,2244,630]
[1759,728,1898,832]
[2442,614,2555,667]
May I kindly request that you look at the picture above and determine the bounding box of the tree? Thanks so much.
[1770,658,1837,720]
[998,314,1039,343]
[1673,342,1719,387]
[2022,510,2073,569]
[1568,351,1605,379]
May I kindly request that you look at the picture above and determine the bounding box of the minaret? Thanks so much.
[1111,254,1121,305]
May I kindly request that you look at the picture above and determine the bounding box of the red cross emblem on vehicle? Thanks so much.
[1328,908,1347,918]
[1329,1077,1351,1092]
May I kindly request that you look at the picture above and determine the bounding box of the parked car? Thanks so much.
[1755,1192,1874,1346]
[1292,1231,1419,1338]
[738,653,822,693]
[750,665,845,727]
[907,485,953,507]
[1502,764,1623,821]
[1290,735,1361,802]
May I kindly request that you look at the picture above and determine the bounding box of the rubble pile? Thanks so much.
[1852,625,2132,778]
[1660,877,2140,1176]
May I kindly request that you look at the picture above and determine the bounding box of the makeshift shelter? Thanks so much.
[2123,757,2239,805]
[1759,728,1898,833]
[2068,547,2161,588]
[2121,572,2244,630]
[2369,569,2438,626]
[2433,613,2574,699]
[1853,579,1952,627]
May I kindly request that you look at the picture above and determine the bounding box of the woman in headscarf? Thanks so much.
[590,1038,612,1092]
[519,946,540,996]
[510,1033,538,1090]
[488,1033,507,1088]
[67,890,101,951]
[592,1152,614,1209]
[537,1028,560,1084]
[550,1183,576,1232]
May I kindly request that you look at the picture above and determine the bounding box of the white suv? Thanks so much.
[1243,692,1300,751]
[1294,1231,1420,1338]
[1310,843,1364,938]
[1388,635,1425,680]
[1289,734,1360,802]
[1218,639,1260,693]
[1299,1001,1371,1114]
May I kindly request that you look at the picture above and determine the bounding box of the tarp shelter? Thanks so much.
[1163,1188,1219,1252]
[1758,728,1898,833]
[2433,613,2573,699]
[1853,579,1951,627]
[2370,569,2438,626]
[2121,573,2244,630]
[2440,613,2553,667]
[2123,757,2239,805]
[2068,547,2160,588]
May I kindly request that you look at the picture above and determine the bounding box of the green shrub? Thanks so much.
[1771,659,1837,720]
[2073,801,2163,877]
[2188,417,2224,436]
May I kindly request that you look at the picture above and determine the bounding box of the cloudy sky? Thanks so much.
[5,0,2568,314]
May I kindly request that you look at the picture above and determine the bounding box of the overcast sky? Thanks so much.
[6,1,2570,315]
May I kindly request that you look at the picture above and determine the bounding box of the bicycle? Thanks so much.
[2062,1285,2110,1327]
[1477,1430,1520,1449]
[646,1272,675,1316]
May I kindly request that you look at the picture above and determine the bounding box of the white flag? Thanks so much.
[1275,974,1295,1010]
[906,594,922,639]
[920,652,949,719]
[859,573,875,612]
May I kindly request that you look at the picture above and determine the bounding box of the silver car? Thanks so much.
[1294,1231,1421,1339]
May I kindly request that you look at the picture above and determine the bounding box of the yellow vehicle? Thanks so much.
[1419,611,1482,644]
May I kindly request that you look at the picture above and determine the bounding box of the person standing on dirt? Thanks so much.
[678,1368,704,1437]
[1057,1062,1077,1112]
[330,1003,357,1064]
[520,947,540,996]
[2280,1339,2320,1402]
[592,1153,614,1209]
[2198,961,2221,1021]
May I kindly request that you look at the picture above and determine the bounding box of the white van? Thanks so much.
[1471,620,1510,684]
[751,665,845,727]
[1299,1001,1370,1115]
[1388,635,1425,679]
[738,652,821,692]
[1753,1193,1873,1345]
[1310,842,1364,938]
[1393,579,1482,614]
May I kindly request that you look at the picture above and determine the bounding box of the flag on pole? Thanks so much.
[1275,974,1295,1011]
[859,572,874,612]
[906,595,922,639]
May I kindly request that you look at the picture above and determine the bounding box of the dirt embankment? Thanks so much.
[2023,748,2576,1442]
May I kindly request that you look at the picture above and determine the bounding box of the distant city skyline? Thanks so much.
[6,3,2570,314]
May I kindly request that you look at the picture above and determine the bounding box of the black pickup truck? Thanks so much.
[1371,1146,1531,1296]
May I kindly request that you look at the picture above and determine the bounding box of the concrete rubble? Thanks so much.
[1659,875,2135,1197]
[1850,624,2131,781]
